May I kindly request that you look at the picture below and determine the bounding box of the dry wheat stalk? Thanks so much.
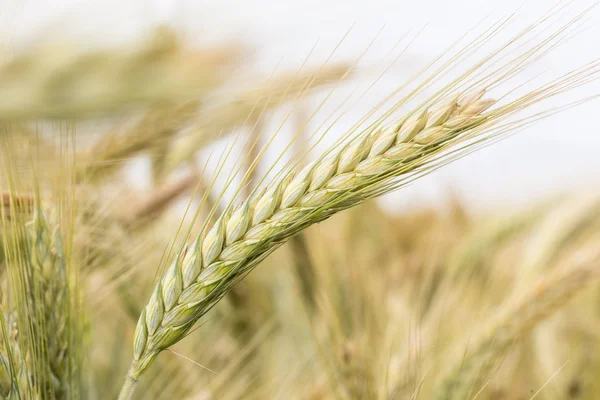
[117,88,500,398]
[0,27,236,119]
[433,247,600,400]
[117,172,201,228]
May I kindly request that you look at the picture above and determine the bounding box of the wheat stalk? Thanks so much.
[117,172,201,228]
[116,88,501,398]
[1,202,73,398]
[76,64,348,182]
[433,247,600,400]
[514,195,600,285]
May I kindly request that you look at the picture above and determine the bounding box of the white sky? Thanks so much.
[2,0,600,213]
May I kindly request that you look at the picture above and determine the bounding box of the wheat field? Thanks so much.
[0,3,600,399]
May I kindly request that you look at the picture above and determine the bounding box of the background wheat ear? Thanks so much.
[0,197,85,400]
[25,209,73,398]
[0,26,240,119]
[433,246,600,400]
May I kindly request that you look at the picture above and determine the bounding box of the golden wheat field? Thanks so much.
[1,2,600,399]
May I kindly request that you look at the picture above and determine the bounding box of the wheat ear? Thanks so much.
[0,27,236,119]
[433,248,600,400]
[77,102,200,182]
[24,209,73,399]
[117,88,496,395]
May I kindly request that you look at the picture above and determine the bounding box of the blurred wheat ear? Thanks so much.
[0,26,240,119]
[0,197,84,399]
[434,246,600,400]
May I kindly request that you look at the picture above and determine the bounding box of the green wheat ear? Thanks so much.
[0,204,84,400]
[28,209,71,398]
[123,89,497,385]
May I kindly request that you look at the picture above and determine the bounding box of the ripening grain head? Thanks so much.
[118,9,600,398]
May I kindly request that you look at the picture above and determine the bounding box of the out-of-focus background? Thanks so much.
[3,2,600,399]
[3,0,598,212]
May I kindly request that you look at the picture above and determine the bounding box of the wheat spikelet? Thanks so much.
[0,200,74,398]
[120,88,498,389]
[0,312,29,399]
[433,247,600,400]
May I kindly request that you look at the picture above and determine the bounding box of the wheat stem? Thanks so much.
[117,364,140,400]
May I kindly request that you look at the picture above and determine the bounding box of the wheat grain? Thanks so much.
[118,88,498,394]
[433,247,600,400]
